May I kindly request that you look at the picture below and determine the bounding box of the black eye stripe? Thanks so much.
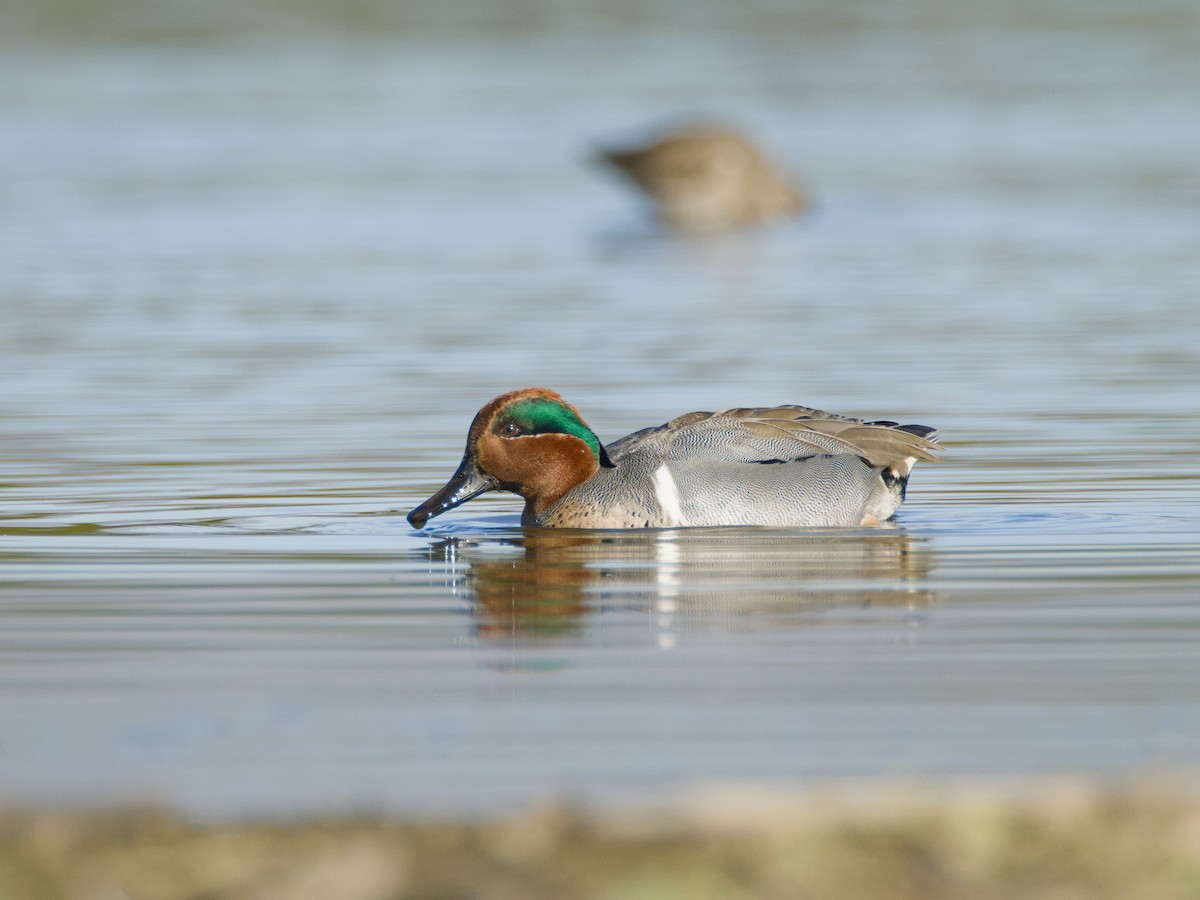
[501,420,568,438]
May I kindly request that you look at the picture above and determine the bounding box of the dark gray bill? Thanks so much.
[407,457,496,528]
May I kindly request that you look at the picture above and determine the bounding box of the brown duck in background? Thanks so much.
[598,123,806,233]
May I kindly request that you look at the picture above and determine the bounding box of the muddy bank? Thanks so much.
[4,778,1200,900]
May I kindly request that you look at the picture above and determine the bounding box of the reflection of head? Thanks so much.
[469,552,593,639]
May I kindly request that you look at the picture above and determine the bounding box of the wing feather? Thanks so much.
[607,404,941,468]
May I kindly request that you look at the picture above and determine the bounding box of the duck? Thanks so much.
[407,388,941,529]
[597,123,806,233]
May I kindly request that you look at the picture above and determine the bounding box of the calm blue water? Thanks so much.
[2,0,1199,816]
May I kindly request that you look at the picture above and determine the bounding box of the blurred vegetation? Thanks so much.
[2,0,535,43]
[4,778,1200,900]
[4,0,1191,46]
[0,0,756,45]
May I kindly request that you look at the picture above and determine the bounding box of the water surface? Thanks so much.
[2,0,1199,816]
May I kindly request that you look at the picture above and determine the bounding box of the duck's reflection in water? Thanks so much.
[424,526,939,642]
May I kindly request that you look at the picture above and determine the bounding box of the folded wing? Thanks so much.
[608,404,942,468]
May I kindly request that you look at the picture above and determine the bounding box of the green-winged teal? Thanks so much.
[407,388,941,529]
[598,123,805,232]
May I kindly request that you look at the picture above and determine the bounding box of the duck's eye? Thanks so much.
[501,422,522,436]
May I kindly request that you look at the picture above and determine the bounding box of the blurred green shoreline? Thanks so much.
[5,775,1200,900]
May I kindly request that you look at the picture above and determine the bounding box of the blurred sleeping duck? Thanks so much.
[598,123,806,232]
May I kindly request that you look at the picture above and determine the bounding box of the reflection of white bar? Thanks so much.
[655,530,681,591]
[652,464,686,526]
[655,531,680,649]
